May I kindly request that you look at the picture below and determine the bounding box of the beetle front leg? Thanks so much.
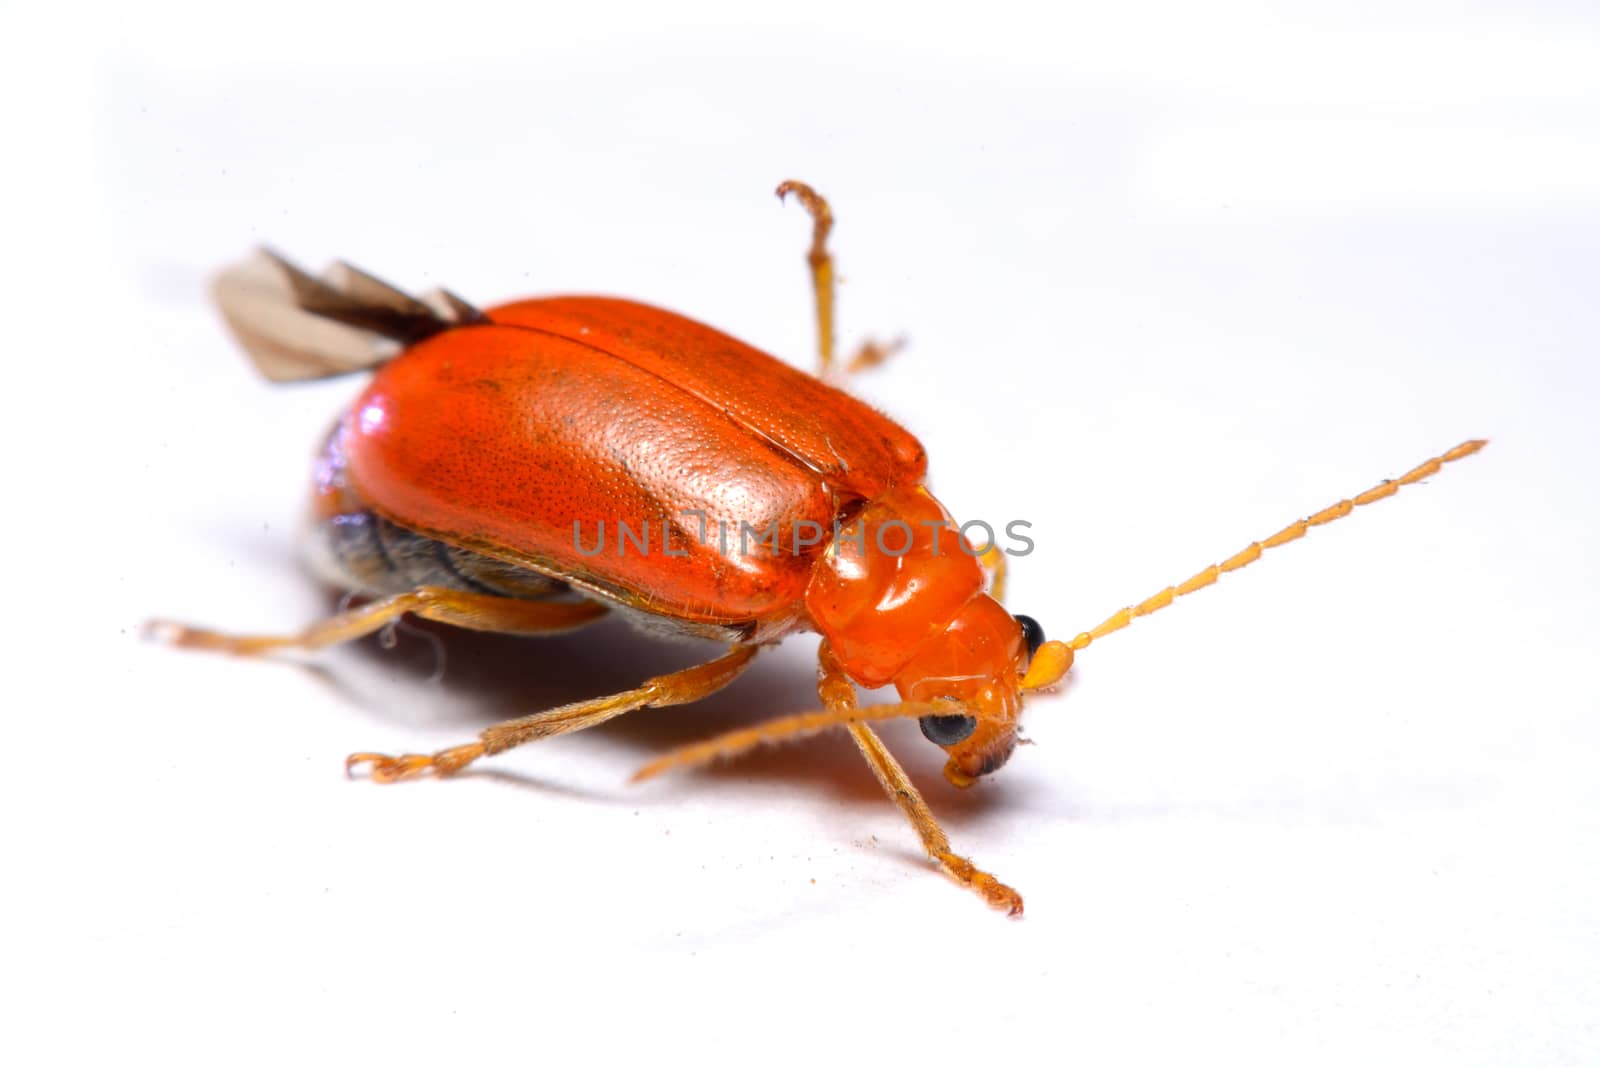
[621,647,1021,913]
[819,645,1023,916]
[347,644,761,782]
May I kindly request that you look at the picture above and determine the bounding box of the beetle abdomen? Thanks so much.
[307,423,571,600]
[307,508,575,601]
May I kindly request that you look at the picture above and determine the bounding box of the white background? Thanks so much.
[4,2,1597,1063]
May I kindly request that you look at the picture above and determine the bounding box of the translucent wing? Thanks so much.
[212,249,485,382]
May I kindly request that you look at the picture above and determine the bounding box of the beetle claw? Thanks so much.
[985,881,1025,917]
[966,870,1024,916]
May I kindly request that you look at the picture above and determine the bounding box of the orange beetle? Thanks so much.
[152,181,1485,915]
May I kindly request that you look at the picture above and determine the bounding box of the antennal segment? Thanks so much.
[1020,438,1487,692]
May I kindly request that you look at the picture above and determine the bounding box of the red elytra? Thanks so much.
[341,296,929,628]
[152,181,1486,916]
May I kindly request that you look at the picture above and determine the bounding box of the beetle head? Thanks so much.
[893,594,1045,787]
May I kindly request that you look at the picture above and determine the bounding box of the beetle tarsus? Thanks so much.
[345,742,485,783]
[140,617,286,656]
[844,335,905,375]
[940,853,1024,916]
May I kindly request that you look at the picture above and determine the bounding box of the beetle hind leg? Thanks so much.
[145,586,607,656]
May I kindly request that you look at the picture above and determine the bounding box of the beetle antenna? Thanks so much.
[1021,438,1488,691]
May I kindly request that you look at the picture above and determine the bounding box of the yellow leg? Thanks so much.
[976,543,1008,603]
[777,179,902,379]
[635,643,1022,915]
[823,643,1022,915]
[630,698,942,781]
[846,720,1023,916]
[843,336,905,375]
[145,586,608,656]
[347,644,761,781]
[776,180,837,375]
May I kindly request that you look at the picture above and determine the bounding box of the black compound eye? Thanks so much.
[919,711,978,746]
[1014,613,1046,660]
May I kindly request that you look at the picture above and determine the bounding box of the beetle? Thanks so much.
[150,180,1486,915]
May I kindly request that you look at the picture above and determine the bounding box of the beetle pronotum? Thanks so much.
[150,180,1485,915]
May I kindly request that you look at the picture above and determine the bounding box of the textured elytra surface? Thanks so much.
[342,298,927,628]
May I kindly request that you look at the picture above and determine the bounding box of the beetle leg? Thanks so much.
[631,643,1021,913]
[777,180,903,379]
[845,721,1023,916]
[629,698,947,781]
[145,587,608,656]
[820,643,1023,915]
[842,336,905,376]
[975,543,1008,604]
[776,180,837,375]
[346,644,761,782]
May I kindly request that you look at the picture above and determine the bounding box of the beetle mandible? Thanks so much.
[150,180,1486,915]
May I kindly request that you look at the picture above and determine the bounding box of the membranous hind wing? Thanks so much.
[213,249,486,382]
